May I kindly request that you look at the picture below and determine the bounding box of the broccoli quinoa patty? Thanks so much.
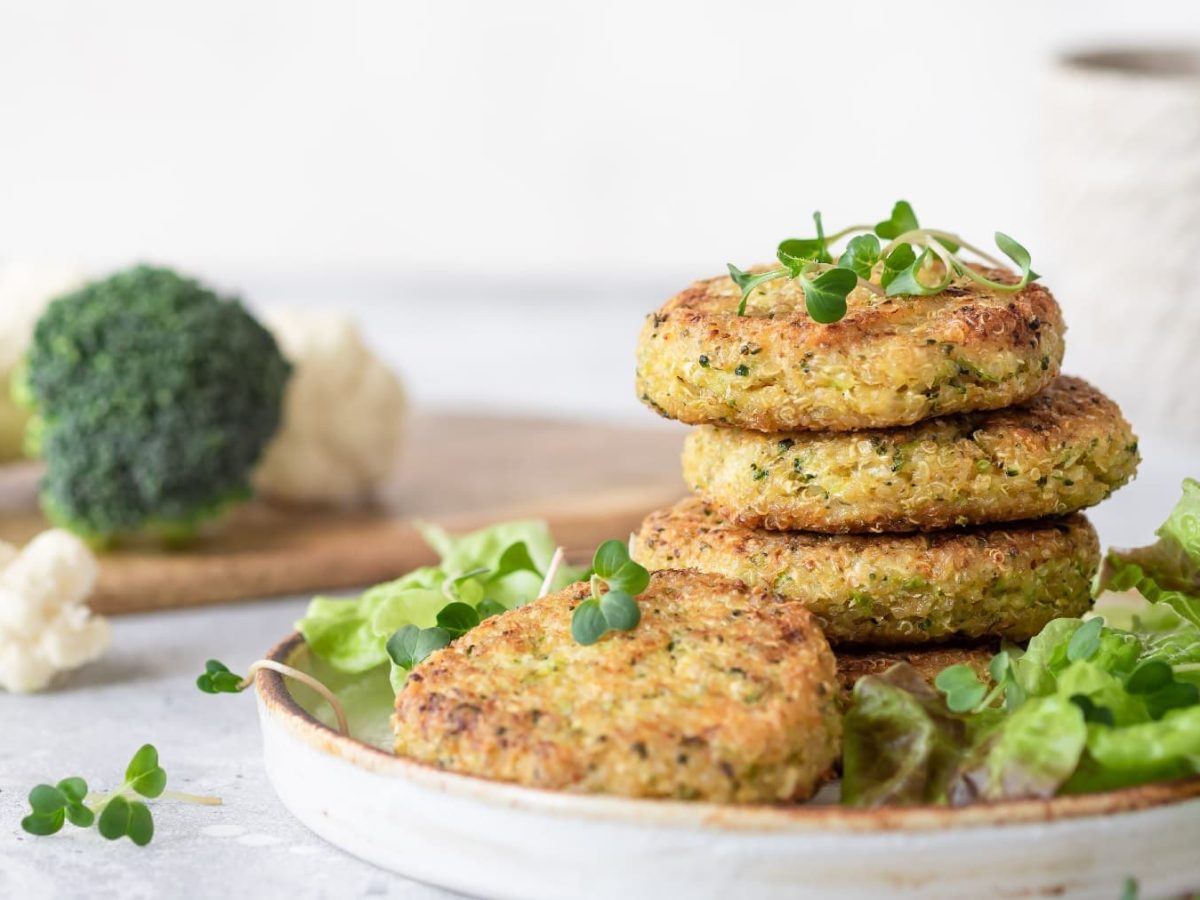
[392,569,841,803]
[632,498,1099,646]
[683,376,1138,533]
[636,266,1064,432]
[835,645,996,706]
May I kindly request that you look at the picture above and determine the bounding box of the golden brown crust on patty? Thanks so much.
[633,497,1099,646]
[636,266,1064,432]
[392,569,841,803]
[682,377,1138,533]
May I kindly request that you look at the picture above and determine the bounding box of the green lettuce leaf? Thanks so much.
[1063,706,1200,794]
[296,519,584,691]
[842,664,997,807]
[1097,597,1200,686]
[299,596,391,674]
[1100,478,1200,628]
[949,695,1087,805]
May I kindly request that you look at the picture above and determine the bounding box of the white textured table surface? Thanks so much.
[0,431,1194,899]
[0,597,457,900]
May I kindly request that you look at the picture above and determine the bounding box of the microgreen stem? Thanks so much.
[85,787,221,809]
[538,546,565,599]
[823,224,875,243]
[589,572,604,601]
[879,228,1023,292]
[878,229,933,259]
[972,680,1006,713]
[957,265,1029,292]
[242,660,349,736]
[925,230,1007,269]
[921,238,958,291]
[161,790,223,806]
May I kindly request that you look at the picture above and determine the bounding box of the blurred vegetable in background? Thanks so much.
[0,528,108,693]
[18,265,291,546]
[0,263,87,461]
[255,310,406,506]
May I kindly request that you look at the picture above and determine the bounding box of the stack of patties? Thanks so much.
[632,266,1139,680]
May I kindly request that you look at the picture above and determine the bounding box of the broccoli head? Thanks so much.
[21,265,291,546]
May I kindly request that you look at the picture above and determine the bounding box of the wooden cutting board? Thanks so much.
[0,413,688,614]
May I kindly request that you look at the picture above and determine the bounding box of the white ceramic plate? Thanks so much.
[255,634,1200,899]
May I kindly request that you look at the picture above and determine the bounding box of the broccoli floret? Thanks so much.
[21,265,291,546]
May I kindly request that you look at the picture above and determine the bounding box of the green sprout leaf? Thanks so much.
[435,602,481,638]
[880,243,916,289]
[196,659,244,694]
[477,598,507,620]
[97,795,154,846]
[728,264,789,316]
[874,200,919,239]
[571,599,608,645]
[64,802,95,828]
[574,539,650,645]
[838,234,881,279]
[934,664,988,713]
[97,795,129,840]
[125,745,167,799]
[995,231,1033,279]
[607,560,651,596]
[1067,617,1104,663]
[776,211,834,274]
[800,267,856,324]
[126,801,154,847]
[386,624,452,671]
[592,539,630,579]
[53,777,94,827]
[776,239,824,274]
[885,248,943,297]
[21,809,65,836]
[57,777,87,804]
[599,590,641,631]
[28,783,67,814]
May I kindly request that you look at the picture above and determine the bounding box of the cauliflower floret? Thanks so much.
[0,262,88,461]
[254,310,407,505]
[0,529,109,693]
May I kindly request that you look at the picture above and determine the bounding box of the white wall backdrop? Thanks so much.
[0,0,1198,419]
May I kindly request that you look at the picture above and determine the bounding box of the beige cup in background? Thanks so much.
[1041,47,1200,443]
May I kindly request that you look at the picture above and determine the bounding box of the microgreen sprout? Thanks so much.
[727,200,1037,323]
[20,744,220,846]
[196,658,350,735]
[571,540,650,645]
[933,664,990,714]
[387,544,567,672]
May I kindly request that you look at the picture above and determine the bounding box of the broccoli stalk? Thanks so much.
[20,266,291,547]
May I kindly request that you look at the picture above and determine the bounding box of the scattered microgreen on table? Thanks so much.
[20,744,219,846]
[727,200,1037,323]
[197,658,351,735]
[571,540,650,645]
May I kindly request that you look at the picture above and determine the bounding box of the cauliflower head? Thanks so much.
[0,263,88,461]
[0,529,109,692]
[255,310,406,505]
